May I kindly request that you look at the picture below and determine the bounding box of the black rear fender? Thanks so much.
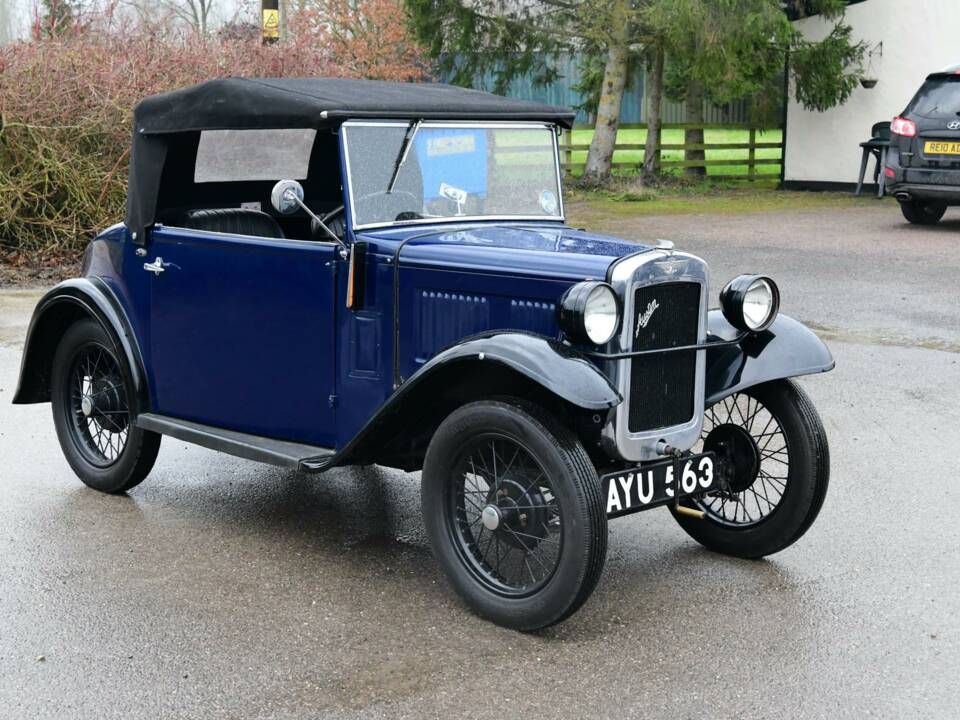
[13,279,148,412]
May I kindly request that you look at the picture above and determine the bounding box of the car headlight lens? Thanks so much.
[720,275,780,332]
[558,281,620,345]
[584,284,619,344]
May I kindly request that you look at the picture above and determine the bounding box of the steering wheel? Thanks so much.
[312,205,346,241]
[352,190,421,223]
[323,205,345,238]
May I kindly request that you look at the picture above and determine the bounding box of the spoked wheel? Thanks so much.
[450,435,562,596]
[51,319,161,493]
[67,344,130,467]
[671,379,829,558]
[697,390,789,527]
[422,400,606,630]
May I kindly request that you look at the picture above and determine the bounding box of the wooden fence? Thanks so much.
[559,122,784,181]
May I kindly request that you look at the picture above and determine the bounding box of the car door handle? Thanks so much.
[143,257,166,275]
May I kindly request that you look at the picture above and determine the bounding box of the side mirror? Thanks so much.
[271,179,304,215]
[269,178,351,260]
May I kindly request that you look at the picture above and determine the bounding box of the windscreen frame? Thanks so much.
[340,120,566,231]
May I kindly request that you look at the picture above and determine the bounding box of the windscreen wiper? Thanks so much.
[386,119,422,194]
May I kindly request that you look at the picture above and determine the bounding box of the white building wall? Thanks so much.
[785,0,960,186]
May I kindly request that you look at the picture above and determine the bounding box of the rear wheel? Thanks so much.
[671,380,829,558]
[900,200,946,225]
[421,400,607,630]
[51,319,160,494]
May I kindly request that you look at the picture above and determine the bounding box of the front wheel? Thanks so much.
[51,319,161,494]
[900,200,946,225]
[672,380,829,558]
[422,400,607,631]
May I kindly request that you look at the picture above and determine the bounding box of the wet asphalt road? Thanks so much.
[1,201,958,719]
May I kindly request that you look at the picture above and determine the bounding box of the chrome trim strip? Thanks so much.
[583,333,745,359]
[340,120,565,231]
[154,224,338,248]
[601,250,709,462]
[552,126,566,219]
[342,120,559,129]
[351,214,566,232]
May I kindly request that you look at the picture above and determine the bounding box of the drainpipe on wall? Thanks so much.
[779,49,790,189]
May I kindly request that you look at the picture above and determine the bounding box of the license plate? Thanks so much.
[602,453,715,518]
[924,141,960,155]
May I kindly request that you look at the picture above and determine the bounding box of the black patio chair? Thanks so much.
[855,121,891,197]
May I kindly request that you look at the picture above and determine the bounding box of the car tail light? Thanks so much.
[884,167,895,178]
[891,116,917,137]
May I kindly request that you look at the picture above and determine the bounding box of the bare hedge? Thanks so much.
[0,11,424,262]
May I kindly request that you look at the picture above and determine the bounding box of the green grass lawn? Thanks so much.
[564,127,783,178]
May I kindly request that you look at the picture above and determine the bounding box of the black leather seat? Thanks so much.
[181,208,285,239]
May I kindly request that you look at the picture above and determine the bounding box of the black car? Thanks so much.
[887,65,960,224]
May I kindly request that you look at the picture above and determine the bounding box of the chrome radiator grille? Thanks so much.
[627,282,701,432]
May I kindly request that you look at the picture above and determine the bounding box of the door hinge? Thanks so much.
[328,394,338,409]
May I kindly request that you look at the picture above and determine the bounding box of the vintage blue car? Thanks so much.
[14,78,834,630]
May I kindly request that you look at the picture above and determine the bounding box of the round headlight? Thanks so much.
[558,281,620,345]
[720,275,780,332]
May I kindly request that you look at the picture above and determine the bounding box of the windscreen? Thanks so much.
[343,122,562,228]
[906,77,960,118]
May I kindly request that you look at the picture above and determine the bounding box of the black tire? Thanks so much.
[900,200,946,225]
[421,399,607,631]
[51,319,161,494]
[671,379,829,559]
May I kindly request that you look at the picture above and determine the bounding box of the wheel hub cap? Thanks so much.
[704,423,761,493]
[80,395,93,417]
[481,504,501,531]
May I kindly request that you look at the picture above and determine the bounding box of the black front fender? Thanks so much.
[13,278,148,409]
[313,332,621,471]
[422,332,622,411]
[705,311,834,405]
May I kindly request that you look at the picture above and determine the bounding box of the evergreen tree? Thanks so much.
[406,0,865,184]
[39,0,79,38]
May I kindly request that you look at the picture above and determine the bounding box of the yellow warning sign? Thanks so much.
[262,8,280,39]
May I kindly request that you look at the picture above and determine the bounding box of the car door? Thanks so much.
[143,226,338,448]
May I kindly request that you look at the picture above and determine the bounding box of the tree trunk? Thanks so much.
[642,42,664,181]
[583,23,630,184]
[684,80,705,178]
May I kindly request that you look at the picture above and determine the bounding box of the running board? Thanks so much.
[135,413,335,472]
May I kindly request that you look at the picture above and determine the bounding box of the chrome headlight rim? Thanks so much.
[720,274,780,333]
[558,280,621,346]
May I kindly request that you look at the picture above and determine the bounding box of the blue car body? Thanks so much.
[75,215,642,448]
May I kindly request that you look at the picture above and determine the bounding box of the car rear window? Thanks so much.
[194,128,316,183]
[906,77,960,118]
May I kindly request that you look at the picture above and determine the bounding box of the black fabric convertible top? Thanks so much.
[133,77,576,133]
[125,78,574,240]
